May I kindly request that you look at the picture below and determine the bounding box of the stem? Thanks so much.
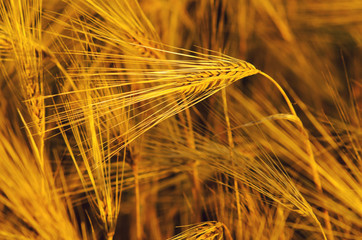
[258,72,296,116]
[301,126,333,240]
[185,107,201,222]
[180,93,201,222]
[221,88,242,239]
[222,223,233,240]
[133,158,142,240]
[259,71,330,240]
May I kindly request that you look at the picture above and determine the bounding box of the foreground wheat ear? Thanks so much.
[38,44,302,160]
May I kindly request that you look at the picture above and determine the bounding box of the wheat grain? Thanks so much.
[178,60,258,95]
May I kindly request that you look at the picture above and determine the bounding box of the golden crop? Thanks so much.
[0,0,361,239]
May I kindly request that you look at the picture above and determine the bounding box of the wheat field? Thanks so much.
[0,0,361,239]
